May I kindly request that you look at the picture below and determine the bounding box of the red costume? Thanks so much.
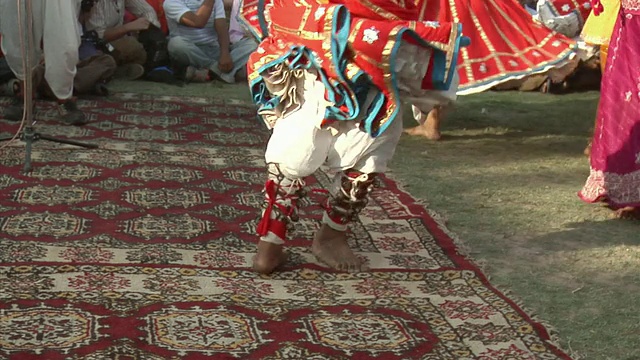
[239,0,466,245]
[417,0,578,94]
[241,0,467,136]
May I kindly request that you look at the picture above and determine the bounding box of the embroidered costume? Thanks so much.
[417,0,578,94]
[239,0,466,247]
[579,0,640,210]
[535,0,593,38]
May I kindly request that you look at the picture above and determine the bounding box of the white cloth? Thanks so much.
[392,41,459,124]
[408,74,459,125]
[536,0,584,38]
[164,0,226,44]
[0,0,82,100]
[265,70,404,180]
[85,0,160,38]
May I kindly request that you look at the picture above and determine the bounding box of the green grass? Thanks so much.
[108,80,640,360]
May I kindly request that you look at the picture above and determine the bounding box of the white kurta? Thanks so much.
[0,0,82,100]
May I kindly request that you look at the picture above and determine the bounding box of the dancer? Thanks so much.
[581,0,621,155]
[578,0,640,219]
[0,0,86,125]
[240,0,466,274]
[405,0,578,140]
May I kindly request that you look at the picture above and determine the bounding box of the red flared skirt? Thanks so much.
[418,0,578,94]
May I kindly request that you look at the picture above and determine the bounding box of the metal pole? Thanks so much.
[22,0,36,172]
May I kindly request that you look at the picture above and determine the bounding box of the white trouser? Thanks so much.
[265,73,404,181]
[0,0,81,100]
[260,71,404,245]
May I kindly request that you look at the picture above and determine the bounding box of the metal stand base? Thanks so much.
[0,125,98,173]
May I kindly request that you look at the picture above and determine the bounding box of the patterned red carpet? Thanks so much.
[0,94,572,359]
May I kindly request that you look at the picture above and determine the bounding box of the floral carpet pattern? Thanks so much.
[0,94,571,359]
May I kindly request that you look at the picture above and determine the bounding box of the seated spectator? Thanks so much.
[73,29,117,96]
[0,2,86,125]
[164,0,256,83]
[224,0,257,81]
[0,35,19,97]
[144,0,170,35]
[84,0,161,80]
[0,58,18,97]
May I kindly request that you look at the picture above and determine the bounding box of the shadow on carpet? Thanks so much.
[0,94,572,359]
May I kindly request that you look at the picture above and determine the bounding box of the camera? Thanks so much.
[81,30,115,54]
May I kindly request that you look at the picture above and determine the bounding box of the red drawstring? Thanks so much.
[256,180,301,237]
[257,180,278,236]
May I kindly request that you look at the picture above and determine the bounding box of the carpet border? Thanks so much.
[382,172,577,360]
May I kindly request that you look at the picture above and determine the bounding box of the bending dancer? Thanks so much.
[0,0,86,125]
[240,0,466,274]
[405,0,578,140]
[578,0,640,219]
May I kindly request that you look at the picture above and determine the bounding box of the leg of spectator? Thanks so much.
[167,36,213,69]
[111,35,147,66]
[0,57,16,84]
[0,0,44,83]
[42,0,86,125]
[229,37,257,82]
[42,0,79,101]
[74,55,117,94]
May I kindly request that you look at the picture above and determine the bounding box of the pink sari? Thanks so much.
[579,0,640,209]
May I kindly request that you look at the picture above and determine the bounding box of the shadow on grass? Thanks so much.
[393,88,638,359]
[501,219,640,360]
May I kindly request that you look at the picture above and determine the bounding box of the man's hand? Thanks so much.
[178,0,216,28]
[126,18,151,32]
[218,52,234,73]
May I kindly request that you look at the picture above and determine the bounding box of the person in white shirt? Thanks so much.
[84,0,160,80]
[164,0,256,83]
[0,0,86,125]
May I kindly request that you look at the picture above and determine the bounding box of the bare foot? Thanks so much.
[253,241,287,274]
[612,207,640,220]
[584,141,592,157]
[404,124,441,140]
[404,107,442,140]
[312,224,364,272]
